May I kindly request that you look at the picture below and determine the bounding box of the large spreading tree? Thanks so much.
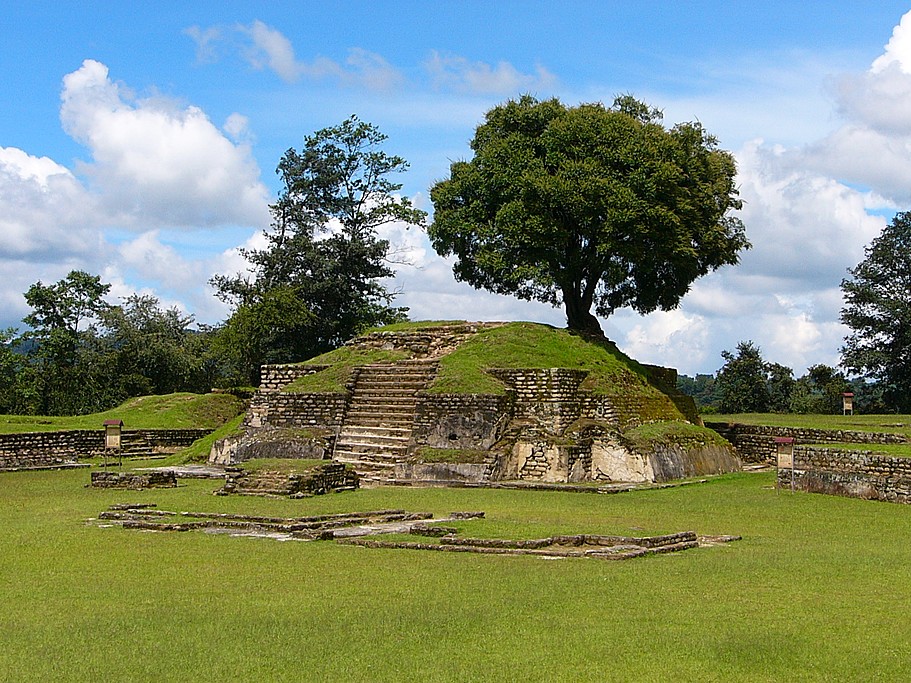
[428,95,749,335]
[841,211,911,411]
[212,116,425,384]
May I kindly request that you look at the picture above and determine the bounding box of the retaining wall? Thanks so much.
[0,429,212,470]
[706,422,908,464]
[90,470,178,489]
[778,445,911,504]
[412,394,511,450]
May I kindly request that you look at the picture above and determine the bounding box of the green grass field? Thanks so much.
[2,468,909,681]
[0,393,245,434]
[710,412,911,435]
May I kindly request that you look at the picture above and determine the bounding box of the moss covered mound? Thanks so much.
[283,321,690,422]
[0,392,245,434]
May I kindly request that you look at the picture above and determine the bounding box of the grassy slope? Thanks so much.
[2,469,910,681]
[286,321,679,412]
[431,322,657,396]
[0,393,245,434]
[284,347,412,393]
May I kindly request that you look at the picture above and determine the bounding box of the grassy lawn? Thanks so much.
[710,412,911,435]
[0,393,245,434]
[2,469,910,681]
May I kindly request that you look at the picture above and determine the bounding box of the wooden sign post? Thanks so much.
[103,419,124,468]
[774,436,795,492]
[842,392,854,416]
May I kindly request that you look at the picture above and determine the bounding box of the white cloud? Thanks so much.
[734,139,884,285]
[0,146,104,260]
[184,25,223,64]
[191,20,407,90]
[871,11,911,74]
[223,113,252,143]
[60,59,270,229]
[424,50,558,95]
[244,20,302,82]
[622,309,711,371]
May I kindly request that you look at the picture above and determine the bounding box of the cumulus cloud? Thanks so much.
[60,59,270,229]
[793,10,911,207]
[622,309,711,372]
[0,146,104,261]
[0,60,275,330]
[424,50,558,95]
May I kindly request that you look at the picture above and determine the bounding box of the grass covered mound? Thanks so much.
[283,321,683,412]
[430,322,661,396]
[623,421,732,451]
[284,347,412,393]
[0,392,245,434]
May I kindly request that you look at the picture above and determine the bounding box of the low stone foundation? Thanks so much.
[90,470,178,489]
[217,462,359,497]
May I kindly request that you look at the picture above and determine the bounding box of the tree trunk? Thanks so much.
[563,287,604,337]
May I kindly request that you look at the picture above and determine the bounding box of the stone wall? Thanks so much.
[0,429,212,470]
[219,462,358,496]
[257,364,330,391]
[778,445,911,504]
[244,365,338,429]
[249,393,349,429]
[489,369,590,434]
[248,363,348,430]
[412,394,511,450]
[706,422,908,464]
[350,322,504,358]
[90,470,178,489]
[505,440,592,483]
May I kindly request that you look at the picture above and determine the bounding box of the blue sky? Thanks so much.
[4,2,911,375]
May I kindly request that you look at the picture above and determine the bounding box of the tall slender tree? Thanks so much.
[841,211,911,412]
[212,116,424,384]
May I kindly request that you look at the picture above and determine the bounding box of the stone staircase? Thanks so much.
[333,360,438,482]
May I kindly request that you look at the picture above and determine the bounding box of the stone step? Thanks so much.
[333,456,397,470]
[334,443,407,457]
[345,412,414,430]
[355,372,435,382]
[345,407,416,420]
[336,433,409,447]
[362,360,438,368]
[347,398,417,408]
[334,448,404,462]
[350,384,424,394]
[339,425,411,438]
[357,366,436,375]
[347,394,420,404]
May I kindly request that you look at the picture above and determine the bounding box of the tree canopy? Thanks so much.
[428,95,749,334]
[841,211,911,411]
[212,116,423,384]
[716,341,771,414]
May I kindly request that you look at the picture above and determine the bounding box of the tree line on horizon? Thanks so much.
[0,97,908,415]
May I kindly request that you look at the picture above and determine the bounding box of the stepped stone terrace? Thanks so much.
[212,322,740,485]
